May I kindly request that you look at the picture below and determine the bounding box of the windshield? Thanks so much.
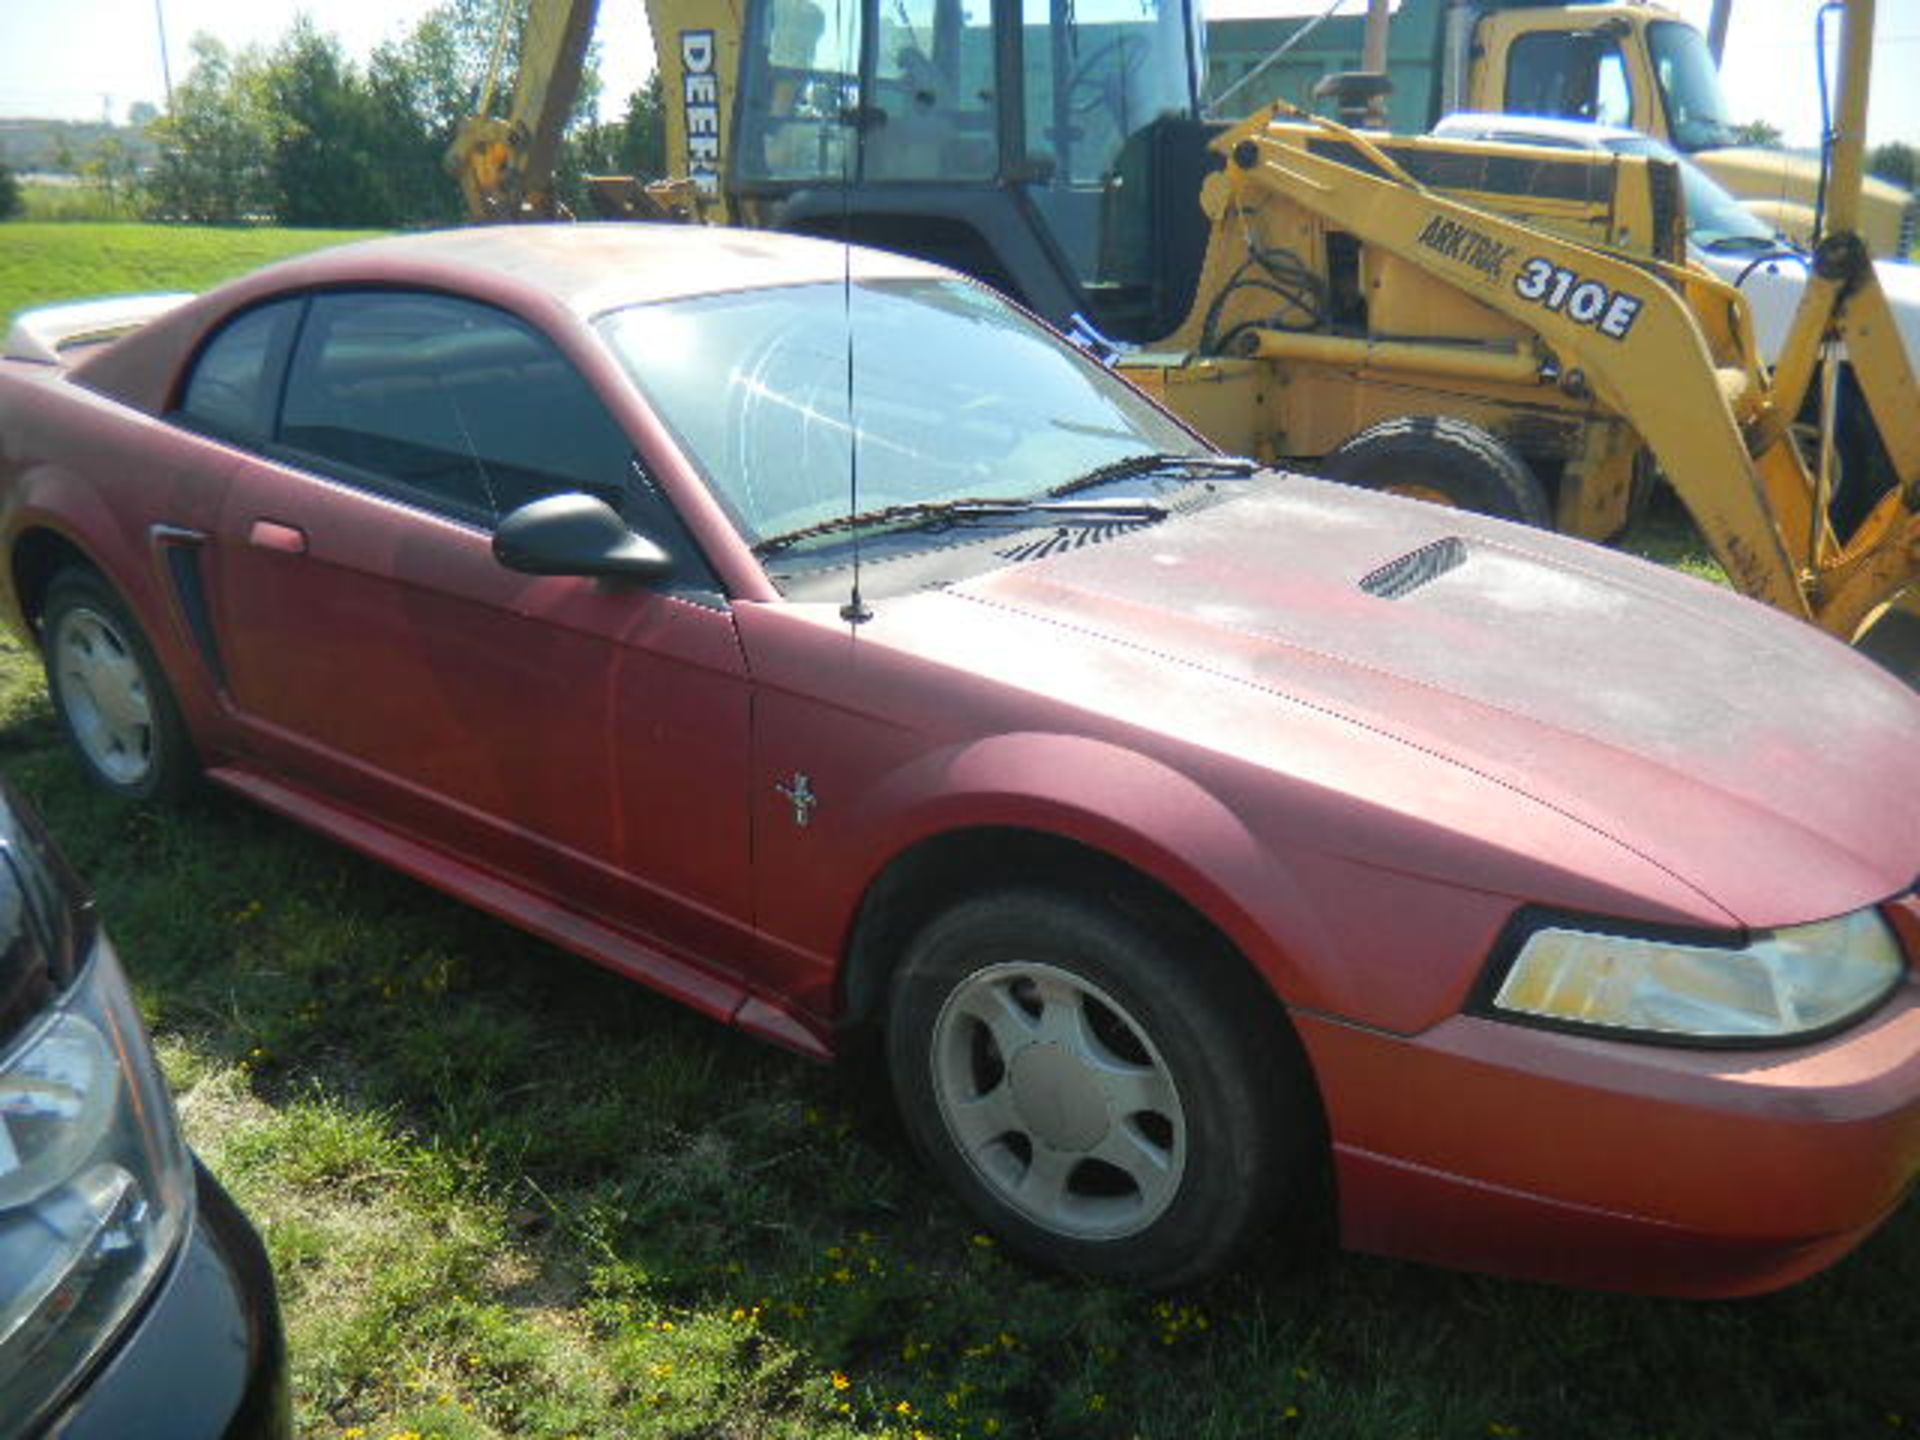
[598,278,1206,548]
[1602,133,1776,250]
[1647,20,1736,152]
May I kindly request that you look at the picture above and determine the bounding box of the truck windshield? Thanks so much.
[1647,20,1736,152]
[597,278,1207,548]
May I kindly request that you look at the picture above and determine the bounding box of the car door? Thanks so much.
[194,289,756,973]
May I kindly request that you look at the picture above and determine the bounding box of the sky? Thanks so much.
[0,0,1915,147]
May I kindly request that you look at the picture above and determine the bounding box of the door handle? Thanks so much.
[248,519,308,555]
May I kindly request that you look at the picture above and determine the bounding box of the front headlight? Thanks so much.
[0,936,192,1425]
[1489,907,1906,1043]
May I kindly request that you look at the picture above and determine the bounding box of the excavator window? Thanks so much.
[737,0,861,181]
[867,0,998,179]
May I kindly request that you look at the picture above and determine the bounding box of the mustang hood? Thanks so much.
[948,475,1920,928]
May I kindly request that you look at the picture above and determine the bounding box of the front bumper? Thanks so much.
[1299,966,1920,1297]
[45,1159,290,1439]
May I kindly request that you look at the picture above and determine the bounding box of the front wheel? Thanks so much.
[1321,415,1552,527]
[886,889,1315,1286]
[42,568,197,802]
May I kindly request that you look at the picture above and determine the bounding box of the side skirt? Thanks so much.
[206,765,834,1062]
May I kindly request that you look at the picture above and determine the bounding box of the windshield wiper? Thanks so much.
[754,496,1169,555]
[1048,452,1259,499]
[1701,234,1802,257]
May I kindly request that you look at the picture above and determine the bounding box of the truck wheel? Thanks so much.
[886,888,1314,1287]
[1321,415,1552,526]
[42,569,197,802]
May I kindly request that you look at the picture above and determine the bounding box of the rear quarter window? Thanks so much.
[174,299,304,443]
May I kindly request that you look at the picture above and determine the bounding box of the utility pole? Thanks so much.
[1706,0,1733,63]
[154,0,175,109]
[1362,0,1390,126]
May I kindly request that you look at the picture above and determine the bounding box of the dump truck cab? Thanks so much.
[1206,1,1918,258]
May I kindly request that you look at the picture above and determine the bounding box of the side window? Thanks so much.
[1505,31,1634,126]
[735,0,860,182]
[867,0,996,181]
[277,292,636,525]
[175,299,303,442]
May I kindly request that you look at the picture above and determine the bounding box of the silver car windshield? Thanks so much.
[1603,134,1776,251]
[596,278,1205,547]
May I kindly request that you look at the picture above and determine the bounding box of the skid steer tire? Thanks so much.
[1320,416,1552,527]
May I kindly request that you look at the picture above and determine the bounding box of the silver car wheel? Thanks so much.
[928,960,1187,1241]
[52,605,155,787]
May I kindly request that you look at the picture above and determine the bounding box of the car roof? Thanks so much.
[271,223,948,318]
[71,224,948,415]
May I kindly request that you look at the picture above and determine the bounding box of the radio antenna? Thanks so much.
[836,0,873,626]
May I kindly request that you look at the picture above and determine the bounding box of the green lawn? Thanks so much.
[2,224,1917,1440]
[0,221,381,328]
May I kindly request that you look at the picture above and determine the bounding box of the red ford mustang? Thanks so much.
[3,225,1917,1295]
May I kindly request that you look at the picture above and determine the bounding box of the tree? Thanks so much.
[82,136,142,218]
[265,21,407,226]
[0,161,21,221]
[366,8,484,225]
[1730,118,1783,149]
[1867,140,1917,191]
[620,71,667,179]
[145,35,279,222]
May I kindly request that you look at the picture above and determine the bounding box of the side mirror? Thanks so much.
[493,492,673,580]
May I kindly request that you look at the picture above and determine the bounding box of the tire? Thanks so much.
[1855,604,1920,691]
[42,568,197,803]
[885,888,1315,1287]
[1320,415,1552,527]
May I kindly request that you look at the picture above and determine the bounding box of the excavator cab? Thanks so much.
[729,0,1216,339]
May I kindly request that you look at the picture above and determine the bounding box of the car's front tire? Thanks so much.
[886,888,1314,1287]
[42,568,197,802]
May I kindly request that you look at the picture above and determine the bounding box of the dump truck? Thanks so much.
[1205,0,1918,259]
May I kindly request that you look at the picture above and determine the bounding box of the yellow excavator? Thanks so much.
[446,0,1920,662]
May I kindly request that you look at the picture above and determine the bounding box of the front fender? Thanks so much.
[843,728,1339,1003]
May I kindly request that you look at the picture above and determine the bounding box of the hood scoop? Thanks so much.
[1359,535,1469,600]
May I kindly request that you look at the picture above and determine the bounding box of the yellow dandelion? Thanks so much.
[832,1372,852,1392]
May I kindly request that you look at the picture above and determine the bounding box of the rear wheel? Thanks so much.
[42,569,197,802]
[1321,415,1552,526]
[886,888,1314,1287]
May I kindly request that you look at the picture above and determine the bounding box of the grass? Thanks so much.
[8,658,1918,1440]
[2,225,1918,1439]
[0,221,382,329]
[17,179,145,225]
